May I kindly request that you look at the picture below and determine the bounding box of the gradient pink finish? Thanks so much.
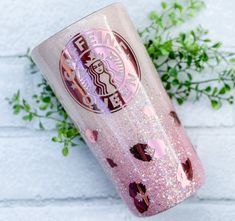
[32,3,205,217]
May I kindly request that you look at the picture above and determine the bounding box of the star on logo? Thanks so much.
[71,83,77,90]
[64,58,74,70]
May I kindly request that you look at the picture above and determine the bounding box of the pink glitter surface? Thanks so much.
[81,91,205,216]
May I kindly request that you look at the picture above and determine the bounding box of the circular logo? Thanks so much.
[59,29,141,113]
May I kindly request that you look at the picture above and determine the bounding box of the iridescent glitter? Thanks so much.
[143,105,155,117]
[147,139,166,159]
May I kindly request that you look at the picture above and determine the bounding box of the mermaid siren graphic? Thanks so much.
[85,53,117,96]
[60,29,141,113]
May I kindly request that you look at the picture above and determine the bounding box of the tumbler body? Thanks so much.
[32,3,204,216]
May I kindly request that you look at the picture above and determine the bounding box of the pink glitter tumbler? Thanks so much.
[32,3,204,217]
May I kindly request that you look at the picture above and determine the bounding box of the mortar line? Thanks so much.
[0,196,234,208]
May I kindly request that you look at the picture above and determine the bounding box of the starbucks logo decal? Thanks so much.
[59,29,141,113]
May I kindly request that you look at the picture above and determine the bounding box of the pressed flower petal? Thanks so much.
[129,182,138,198]
[106,158,117,168]
[170,111,181,126]
[85,129,98,143]
[130,143,152,161]
[134,197,150,213]
[182,158,193,181]
[129,182,150,213]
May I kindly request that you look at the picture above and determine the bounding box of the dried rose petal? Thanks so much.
[182,158,193,181]
[147,139,166,158]
[129,182,138,198]
[134,198,149,214]
[177,164,190,188]
[106,158,117,168]
[129,182,150,213]
[170,111,181,126]
[85,129,98,143]
[130,143,152,162]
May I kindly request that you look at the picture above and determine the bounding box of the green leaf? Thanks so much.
[52,137,61,142]
[159,47,170,55]
[39,104,49,110]
[212,87,218,95]
[22,114,33,121]
[173,3,183,12]
[225,84,231,92]
[228,96,234,104]
[161,2,168,9]
[187,73,193,81]
[203,39,211,42]
[39,121,45,130]
[219,87,226,95]
[212,42,222,49]
[176,98,184,105]
[230,58,235,63]
[187,55,193,66]
[169,68,177,77]
[161,74,169,81]
[13,104,22,114]
[149,11,158,20]
[201,52,209,62]
[24,104,31,112]
[42,96,51,103]
[211,100,221,109]
[165,82,171,90]
[62,147,69,156]
[205,86,211,92]
[172,79,179,85]
[46,111,53,117]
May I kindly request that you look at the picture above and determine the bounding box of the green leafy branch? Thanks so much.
[140,0,235,108]
[6,73,83,156]
[6,0,235,155]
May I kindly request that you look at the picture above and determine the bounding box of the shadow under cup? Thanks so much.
[32,3,205,217]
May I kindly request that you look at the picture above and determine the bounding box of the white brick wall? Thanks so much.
[1,0,235,220]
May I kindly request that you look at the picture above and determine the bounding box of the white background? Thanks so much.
[1,0,235,220]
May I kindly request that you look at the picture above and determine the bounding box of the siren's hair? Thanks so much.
[88,59,116,95]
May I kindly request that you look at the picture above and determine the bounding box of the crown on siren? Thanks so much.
[85,52,104,67]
